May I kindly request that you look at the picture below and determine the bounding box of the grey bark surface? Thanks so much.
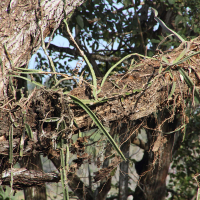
[0,0,84,199]
[0,0,84,97]
[20,154,47,200]
[134,111,183,200]
[118,123,130,200]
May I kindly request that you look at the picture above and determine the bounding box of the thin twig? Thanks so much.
[39,25,57,84]
[156,34,174,50]
[133,2,146,56]
[46,15,64,49]
[63,19,98,99]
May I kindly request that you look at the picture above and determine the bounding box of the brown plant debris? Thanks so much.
[93,157,121,182]
[1,37,200,187]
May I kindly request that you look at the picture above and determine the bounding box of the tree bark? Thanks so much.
[94,126,114,200]
[0,0,84,97]
[0,1,84,199]
[19,154,47,200]
[118,124,130,200]
[134,110,183,200]
[1,168,60,188]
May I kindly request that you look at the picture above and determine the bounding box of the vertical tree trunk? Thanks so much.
[118,123,130,200]
[95,124,116,200]
[134,110,183,200]
[95,145,112,200]
[19,154,47,200]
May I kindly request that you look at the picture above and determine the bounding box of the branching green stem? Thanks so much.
[63,19,98,99]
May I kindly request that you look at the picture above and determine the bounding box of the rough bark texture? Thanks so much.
[94,124,115,200]
[1,168,60,189]
[0,0,83,199]
[19,154,47,200]
[134,111,183,200]
[118,123,130,200]
[0,0,84,97]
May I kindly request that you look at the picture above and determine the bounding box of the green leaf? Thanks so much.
[151,39,161,44]
[172,43,189,64]
[15,67,44,73]
[76,15,84,28]
[69,95,126,161]
[25,123,33,139]
[168,82,176,99]
[123,0,129,7]
[8,75,43,87]
[100,53,157,92]
[9,125,13,164]
[164,124,186,134]
[20,130,25,157]
[25,124,33,139]
[43,117,60,122]
[162,56,169,64]
[174,50,200,65]
[159,64,163,74]
[92,41,99,52]
[132,88,142,93]
[110,167,117,176]
[197,187,200,200]
[175,15,183,26]
[178,67,200,103]
[151,8,185,43]
[103,30,109,39]
[168,0,175,4]
[63,19,97,99]
[60,147,69,200]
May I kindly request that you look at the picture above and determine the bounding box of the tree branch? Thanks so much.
[47,43,128,63]
[1,168,60,189]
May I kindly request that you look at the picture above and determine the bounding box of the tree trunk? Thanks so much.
[0,0,84,96]
[0,0,84,198]
[94,124,115,200]
[118,123,130,200]
[19,154,47,200]
[134,110,183,200]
